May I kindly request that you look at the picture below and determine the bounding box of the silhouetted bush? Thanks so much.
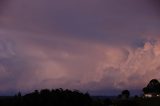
[143,79,160,94]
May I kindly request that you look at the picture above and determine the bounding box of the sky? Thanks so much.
[0,0,160,95]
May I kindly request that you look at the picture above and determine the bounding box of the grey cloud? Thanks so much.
[149,0,160,14]
[0,0,9,13]
[0,36,42,94]
[1,0,160,46]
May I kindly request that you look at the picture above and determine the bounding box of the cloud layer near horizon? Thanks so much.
[0,0,160,95]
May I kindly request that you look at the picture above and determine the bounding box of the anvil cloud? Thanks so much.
[0,0,160,95]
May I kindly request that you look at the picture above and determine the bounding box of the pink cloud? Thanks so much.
[0,0,160,95]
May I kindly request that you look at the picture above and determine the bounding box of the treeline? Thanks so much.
[0,88,91,106]
[0,79,160,106]
[0,88,112,106]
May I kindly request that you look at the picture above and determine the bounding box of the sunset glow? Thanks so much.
[0,0,160,95]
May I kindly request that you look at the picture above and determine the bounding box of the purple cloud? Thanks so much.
[0,0,160,95]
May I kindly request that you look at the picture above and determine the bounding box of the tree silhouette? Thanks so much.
[143,79,160,94]
[121,90,130,99]
[21,88,92,106]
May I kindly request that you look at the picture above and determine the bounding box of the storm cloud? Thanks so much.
[0,0,160,95]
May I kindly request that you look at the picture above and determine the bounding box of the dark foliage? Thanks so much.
[122,90,130,98]
[115,99,139,106]
[0,88,92,106]
[143,79,160,94]
[1,79,160,106]
[118,90,130,99]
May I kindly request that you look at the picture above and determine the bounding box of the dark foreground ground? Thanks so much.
[113,97,160,106]
[0,90,160,106]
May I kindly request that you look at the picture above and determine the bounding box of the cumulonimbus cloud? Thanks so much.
[0,0,160,95]
[0,29,160,95]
